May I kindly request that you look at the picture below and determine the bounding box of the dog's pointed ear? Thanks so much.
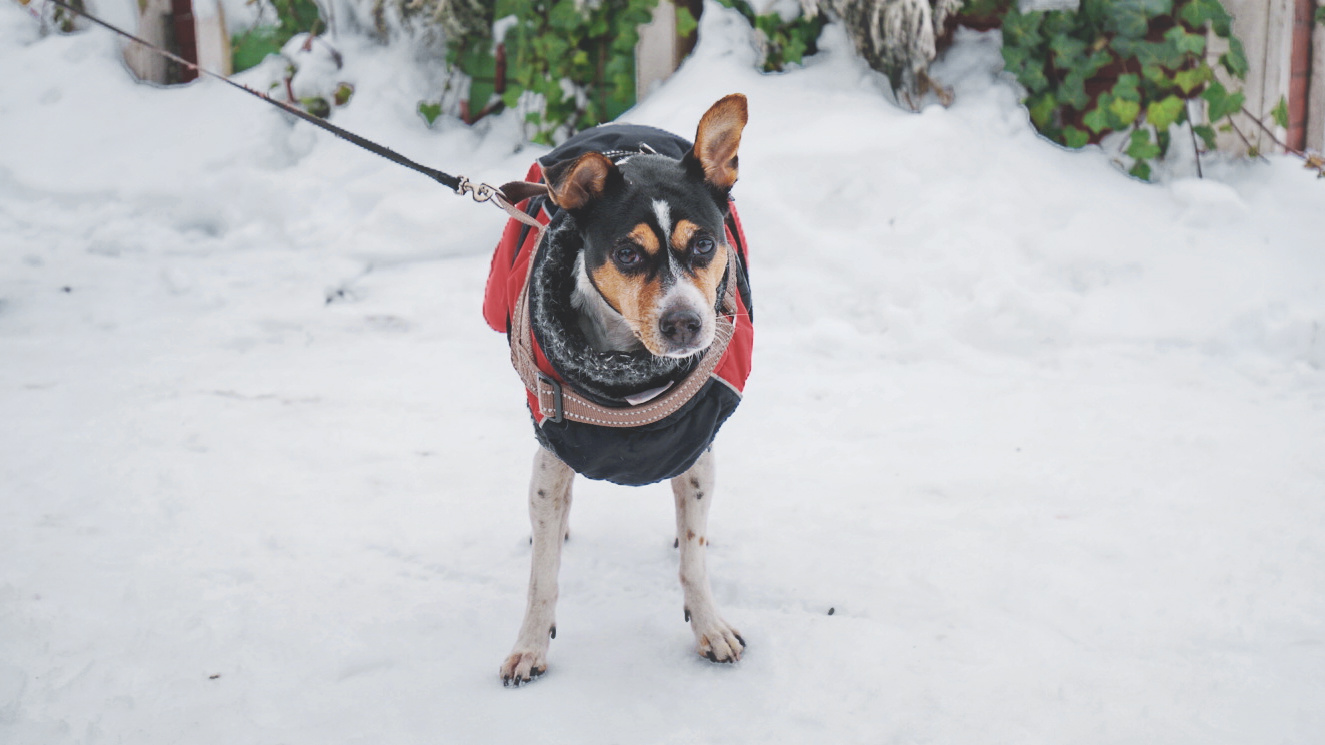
[543,152,621,211]
[685,94,748,191]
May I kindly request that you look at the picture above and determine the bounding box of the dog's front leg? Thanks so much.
[500,447,574,686]
[672,450,745,662]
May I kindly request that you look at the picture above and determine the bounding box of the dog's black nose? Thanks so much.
[660,309,703,346]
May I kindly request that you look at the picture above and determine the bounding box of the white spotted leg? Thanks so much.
[500,447,574,686]
[672,450,745,662]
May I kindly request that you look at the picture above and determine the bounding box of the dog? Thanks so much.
[481,94,754,686]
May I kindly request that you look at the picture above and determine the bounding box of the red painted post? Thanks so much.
[1287,0,1315,150]
[170,0,199,83]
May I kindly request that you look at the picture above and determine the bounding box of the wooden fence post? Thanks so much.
[123,0,230,84]
[1217,0,1294,154]
[636,0,701,100]
[124,0,175,83]
[193,0,232,76]
[1307,0,1324,151]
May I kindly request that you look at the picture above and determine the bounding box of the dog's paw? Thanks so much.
[693,618,745,663]
[499,649,548,687]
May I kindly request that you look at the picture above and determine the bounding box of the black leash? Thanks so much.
[37,0,544,216]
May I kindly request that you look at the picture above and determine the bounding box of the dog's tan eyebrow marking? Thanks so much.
[671,219,701,252]
[628,223,661,256]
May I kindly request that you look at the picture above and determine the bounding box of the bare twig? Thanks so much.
[1189,122,1203,178]
[1186,102,1202,178]
[1236,105,1325,177]
[1226,117,1271,163]
[1239,105,1304,156]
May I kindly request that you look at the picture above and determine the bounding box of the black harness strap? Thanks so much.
[41,0,463,192]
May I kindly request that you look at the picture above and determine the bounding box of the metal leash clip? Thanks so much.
[454,176,502,204]
[456,175,546,233]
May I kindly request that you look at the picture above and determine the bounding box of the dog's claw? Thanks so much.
[693,621,744,663]
[500,649,549,687]
[502,669,541,688]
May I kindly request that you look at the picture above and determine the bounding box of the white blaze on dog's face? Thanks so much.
[544,94,748,358]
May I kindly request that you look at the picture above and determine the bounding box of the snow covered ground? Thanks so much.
[3,2,1324,743]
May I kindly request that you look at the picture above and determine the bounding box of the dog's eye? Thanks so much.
[614,246,641,265]
[693,236,716,256]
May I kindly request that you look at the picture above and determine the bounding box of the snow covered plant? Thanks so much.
[823,0,962,106]
[996,0,1249,180]
[231,0,325,72]
[366,0,486,39]
[21,0,85,33]
[230,0,354,118]
[435,0,667,143]
[278,33,355,118]
[719,0,960,107]
[714,0,828,72]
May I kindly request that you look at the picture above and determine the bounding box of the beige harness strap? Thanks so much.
[508,224,739,428]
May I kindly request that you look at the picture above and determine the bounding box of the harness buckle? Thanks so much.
[538,372,565,424]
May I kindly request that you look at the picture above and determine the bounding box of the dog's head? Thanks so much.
[542,94,747,359]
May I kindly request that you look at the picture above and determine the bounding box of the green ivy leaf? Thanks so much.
[1129,160,1153,180]
[1127,127,1162,160]
[1192,124,1217,149]
[1110,97,1141,125]
[1173,65,1211,94]
[1063,126,1091,148]
[1001,44,1030,76]
[1147,95,1186,130]
[1271,96,1290,129]
[1112,37,1182,69]
[231,26,283,73]
[1180,0,1232,36]
[417,100,442,127]
[1083,48,1114,77]
[1112,74,1142,102]
[301,97,331,118]
[783,34,808,65]
[676,6,698,37]
[1029,92,1058,128]
[1050,32,1088,61]
[548,0,582,32]
[1220,36,1249,78]
[1020,63,1052,94]
[333,82,354,107]
[1202,80,1245,121]
[1001,7,1046,51]
[1103,0,1172,38]
[1163,25,1206,56]
[1084,96,1112,133]
[1042,9,1076,38]
[1058,71,1089,110]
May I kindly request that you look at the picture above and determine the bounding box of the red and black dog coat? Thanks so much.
[483,124,753,486]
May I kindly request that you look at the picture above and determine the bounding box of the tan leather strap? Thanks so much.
[491,187,547,232]
[510,228,739,428]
